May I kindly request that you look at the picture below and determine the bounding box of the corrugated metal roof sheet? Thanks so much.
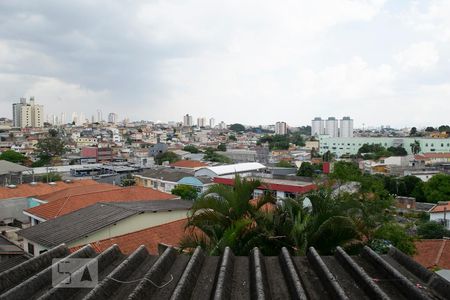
[0,244,448,300]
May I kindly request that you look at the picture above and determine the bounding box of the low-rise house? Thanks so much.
[214,175,316,200]
[429,202,450,230]
[169,160,208,171]
[134,168,213,193]
[19,200,192,256]
[24,185,177,225]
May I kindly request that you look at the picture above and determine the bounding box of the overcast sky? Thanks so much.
[0,0,449,128]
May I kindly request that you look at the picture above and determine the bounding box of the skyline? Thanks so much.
[1,1,450,127]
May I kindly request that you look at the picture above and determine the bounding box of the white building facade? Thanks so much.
[12,97,44,128]
[275,122,287,135]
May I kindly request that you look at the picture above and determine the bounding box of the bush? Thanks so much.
[41,172,62,183]
[373,223,416,255]
[172,185,198,200]
[417,221,450,239]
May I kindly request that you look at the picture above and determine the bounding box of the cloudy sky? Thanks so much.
[0,0,449,128]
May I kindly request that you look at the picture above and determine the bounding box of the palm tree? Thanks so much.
[179,175,276,255]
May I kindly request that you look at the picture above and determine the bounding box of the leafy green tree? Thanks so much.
[0,150,27,164]
[417,221,450,239]
[409,127,417,136]
[297,162,315,177]
[35,129,67,165]
[425,126,436,132]
[438,125,450,132]
[289,132,305,147]
[229,123,245,132]
[183,145,200,153]
[155,151,180,165]
[410,140,421,155]
[203,149,232,163]
[276,160,293,168]
[217,143,227,152]
[257,135,290,150]
[387,146,407,156]
[373,223,415,255]
[330,161,361,183]
[172,184,198,200]
[423,174,450,203]
[120,174,136,187]
[228,134,237,141]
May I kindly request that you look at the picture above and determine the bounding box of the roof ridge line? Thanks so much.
[434,239,447,267]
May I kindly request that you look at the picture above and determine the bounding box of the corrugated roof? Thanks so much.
[196,162,267,176]
[0,160,30,175]
[0,244,448,300]
[20,200,192,248]
[25,186,177,220]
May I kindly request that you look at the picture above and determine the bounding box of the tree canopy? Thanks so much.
[417,221,450,239]
[155,151,180,165]
[423,174,450,203]
[229,123,246,132]
[172,184,198,201]
[183,145,200,153]
[0,150,27,164]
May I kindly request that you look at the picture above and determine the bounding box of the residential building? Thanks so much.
[214,175,316,200]
[319,136,450,157]
[19,200,192,256]
[339,116,353,138]
[311,117,325,136]
[12,97,44,128]
[134,168,213,193]
[197,117,207,128]
[275,121,287,135]
[218,121,227,129]
[209,117,215,128]
[108,112,118,124]
[429,202,450,229]
[183,114,193,127]
[325,117,339,137]
[169,160,209,171]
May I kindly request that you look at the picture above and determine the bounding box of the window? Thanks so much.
[27,243,35,255]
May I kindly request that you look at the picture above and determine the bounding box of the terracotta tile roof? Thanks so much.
[415,153,450,160]
[0,179,99,200]
[25,186,177,220]
[414,239,450,269]
[25,186,178,220]
[169,160,208,168]
[70,218,189,254]
[429,202,450,213]
[36,182,121,202]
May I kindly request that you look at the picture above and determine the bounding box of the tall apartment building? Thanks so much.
[275,121,287,135]
[183,114,193,127]
[325,117,339,137]
[311,117,325,136]
[108,112,118,124]
[339,116,354,138]
[12,97,44,128]
[209,118,215,128]
[197,117,207,128]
